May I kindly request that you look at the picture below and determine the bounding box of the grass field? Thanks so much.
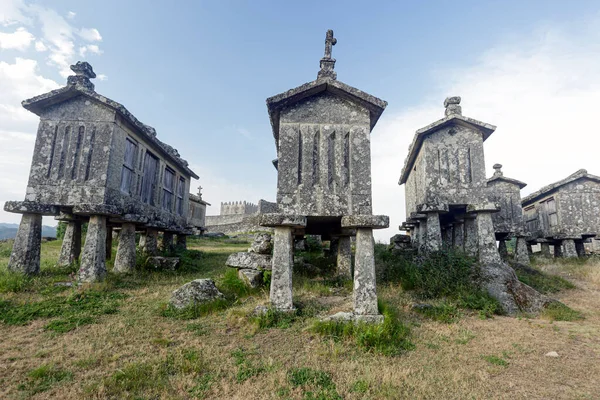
[0,238,599,399]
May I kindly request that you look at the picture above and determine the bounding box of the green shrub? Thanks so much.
[19,364,72,395]
[160,298,230,320]
[482,354,509,367]
[287,367,341,400]
[0,289,125,332]
[513,263,576,294]
[251,307,297,329]
[414,302,462,323]
[541,302,584,321]
[312,300,414,356]
[0,270,30,293]
[220,268,252,298]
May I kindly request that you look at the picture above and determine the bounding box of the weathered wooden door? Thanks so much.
[141,151,159,205]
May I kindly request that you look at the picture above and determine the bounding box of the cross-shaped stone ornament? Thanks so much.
[323,29,337,59]
[317,29,337,80]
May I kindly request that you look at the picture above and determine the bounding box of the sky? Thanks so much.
[1,0,599,241]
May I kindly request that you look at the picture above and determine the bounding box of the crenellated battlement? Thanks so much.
[219,201,258,216]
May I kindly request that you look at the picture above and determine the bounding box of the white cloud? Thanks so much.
[0,58,59,224]
[0,0,31,26]
[236,126,252,138]
[78,27,101,42]
[79,44,102,57]
[67,11,76,20]
[34,39,46,51]
[97,73,107,81]
[0,26,34,50]
[371,22,600,241]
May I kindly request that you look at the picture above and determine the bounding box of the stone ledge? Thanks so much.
[466,202,499,213]
[73,204,121,217]
[226,252,272,271]
[259,213,307,228]
[4,201,59,215]
[417,203,449,213]
[341,215,389,229]
[321,311,384,324]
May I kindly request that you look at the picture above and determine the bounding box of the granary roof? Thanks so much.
[22,61,199,179]
[522,169,600,205]
[266,30,387,147]
[398,97,496,185]
[486,164,527,189]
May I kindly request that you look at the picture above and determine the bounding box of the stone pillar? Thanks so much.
[161,232,174,253]
[8,213,42,275]
[176,234,188,250]
[57,221,81,267]
[540,242,551,258]
[526,242,533,255]
[417,219,427,253]
[425,212,442,252]
[412,225,420,249]
[453,220,465,250]
[142,228,158,255]
[113,223,137,274]
[336,236,352,279]
[514,236,530,265]
[329,237,339,257]
[138,232,146,249]
[575,241,585,257]
[473,211,502,264]
[498,240,508,261]
[105,226,113,260]
[554,242,563,258]
[79,215,107,282]
[442,225,453,248]
[353,228,379,316]
[270,226,295,311]
[562,239,577,258]
[463,216,478,257]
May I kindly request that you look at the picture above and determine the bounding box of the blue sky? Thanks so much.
[1,0,600,240]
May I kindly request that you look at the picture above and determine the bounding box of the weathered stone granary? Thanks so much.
[399,96,496,254]
[188,187,210,235]
[5,61,200,281]
[261,30,389,322]
[398,97,548,314]
[522,169,600,258]
[486,163,530,264]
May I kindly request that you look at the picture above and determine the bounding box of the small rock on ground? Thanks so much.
[170,279,225,309]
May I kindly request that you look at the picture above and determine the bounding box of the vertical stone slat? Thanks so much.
[270,226,294,311]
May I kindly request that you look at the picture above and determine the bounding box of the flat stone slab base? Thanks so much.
[321,311,384,324]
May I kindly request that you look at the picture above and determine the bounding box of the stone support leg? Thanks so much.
[412,225,420,249]
[540,242,551,258]
[142,228,158,255]
[463,217,478,257]
[113,223,137,274]
[443,226,453,248]
[514,237,531,265]
[417,220,427,253]
[106,227,113,260]
[554,242,563,258]
[138,233,146,249]
[79,215,107,282]
[161,232,174,253]
[8,213,42,275]
[498,240,508,261]
[270,226,295,311]
[475,212,502,264]
[57,221,81,267]
[425,213,442,252]
[353,228,380,317]
[562,239,577,258]
[453,221,465,250]
[336,236,352,279]
[176,234,187,250]
[526,242,533,255]
[575,241,585,257]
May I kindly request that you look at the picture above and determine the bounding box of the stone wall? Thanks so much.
[220,201,258,215]
[205,214,272,235]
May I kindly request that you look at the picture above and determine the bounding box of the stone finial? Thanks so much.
[444,96,462,117]
[67,61,96,91]
[317,29,337,81]
[197,186,203,198]
[493,163,503,177]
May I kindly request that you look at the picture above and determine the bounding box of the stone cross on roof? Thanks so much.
[197,185,203,198]
[67,61,96,91]
[317,29,337,81]
[444,96,462,117]
[493,163,503,177]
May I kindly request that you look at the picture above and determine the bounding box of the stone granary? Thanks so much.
[260,30,389,322]
[522,169,600,258]
[188,186,210,235]
[5,61,200,282]
[398,97,549,314]
[486,163,530,264]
